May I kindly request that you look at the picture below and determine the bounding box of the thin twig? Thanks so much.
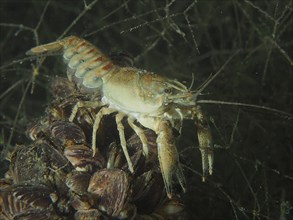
[59,0,99,39]
[193,50,241,99]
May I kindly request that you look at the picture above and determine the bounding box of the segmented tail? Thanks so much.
[26,36,117,89]
[26,40,64,55]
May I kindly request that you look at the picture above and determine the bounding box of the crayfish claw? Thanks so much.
[195,107,214,181]
[198,128,214,181]
[156,121,186,198]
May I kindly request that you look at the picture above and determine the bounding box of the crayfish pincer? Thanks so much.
[26,36,214,198]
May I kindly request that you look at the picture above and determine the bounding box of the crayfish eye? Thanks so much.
[164,88,172,94]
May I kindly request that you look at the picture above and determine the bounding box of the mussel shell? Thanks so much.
[74,209,102,220]
[51,76,77,99]
[0,178,12,188]
[64,144,105,171]
[49,120,86,146]
[132,171,165,214]
[156,196,186,219]
[106,142,126,170]
[127,129,159,166]
[47,97,102,145]
[69,193,93,211]
[116,203,137,220]
[25,119,48,141]
[0,184,58,220]
[10,139,72,191]
[11,210,60,220]
[66,171,91,195]
[88,168,129,216]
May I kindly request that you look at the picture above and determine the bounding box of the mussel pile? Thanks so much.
[0,77,186,219]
